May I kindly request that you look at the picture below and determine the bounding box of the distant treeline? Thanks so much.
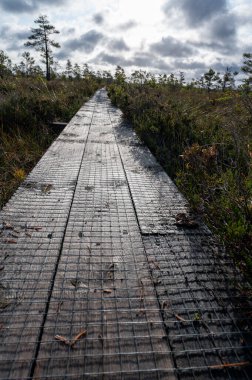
[1,48,252,89]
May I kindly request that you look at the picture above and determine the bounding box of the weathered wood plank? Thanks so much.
[0,96,96,379]
[33,91,175,379]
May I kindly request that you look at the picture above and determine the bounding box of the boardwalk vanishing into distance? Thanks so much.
[0,89,251,379]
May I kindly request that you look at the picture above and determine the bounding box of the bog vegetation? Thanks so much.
[0,50,108,208]
[108,59,252,282]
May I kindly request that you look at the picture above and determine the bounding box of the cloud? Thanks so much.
[0,24,31,51]
[95,51,171,72]
[0,0,68,13]
[93,12,104,25]
[162,0,238,57]
[163,0,227,26]
[108,38,129,52]
[173,60,207,71]
[117,20,138,30]
[0,25,11,39]
[0,0,36,13]
[15,30,31,40]
[94,52,130,67]
[64,30,104,53]
[209,14,236,42]
[188,13,238,55]
[131,52,172,71]
[62,27,75,35]
[55,50,70,60]
[150,36,194,57]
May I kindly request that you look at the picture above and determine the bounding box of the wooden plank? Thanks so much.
[0,97,96,379]
[33,91,175,379]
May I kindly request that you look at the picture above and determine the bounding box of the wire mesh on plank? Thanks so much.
[142,234,252,380]
[32,90,175,379]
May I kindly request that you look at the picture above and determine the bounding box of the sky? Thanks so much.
[0,0,251,79]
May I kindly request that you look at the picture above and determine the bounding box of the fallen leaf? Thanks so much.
[98,334,103,344]
[4,239,17,244]
[70,279,81,288]
[103,289,112,294]
[42,184,53,193]
[10,233,19,239]
[3,222,13,230]
[174,213,199,228]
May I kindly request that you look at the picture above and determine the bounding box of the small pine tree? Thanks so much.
[0,50,12,78]
[73,63,81,79]
[115,66,126,85]
[241,53,252,89]
[65,59,73,79]
[20,52,35,76]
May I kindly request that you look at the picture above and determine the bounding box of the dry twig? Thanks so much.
[71,329,87,347]
[209,361,250,369]
[55,335,71,346]
[55,329,87,348]
[175,314,188,322]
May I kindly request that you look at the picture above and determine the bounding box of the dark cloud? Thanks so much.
[109,38,129,52]
[65,30,104,53]
[209,14,236,41]
[189,13,237,55]
[130,52,156,68]
[95,51,171,72]
[0,25,11,39]
[62,27,76,35]
[0,24,31,51]
[93,12,104,25]
[94,53,130,66]
[117,20,138,30]
[0,0,36,13]
[163,0,227,26]
[150,36,194,57]
[0,0,67,13]
[55,50,70,60]
[15,30,30,40]
[131,52,171,71]
[173,60,207,71]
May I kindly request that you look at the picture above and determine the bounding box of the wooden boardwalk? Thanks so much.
[0,89,251,379]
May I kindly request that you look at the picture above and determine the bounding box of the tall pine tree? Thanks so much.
[25,15,60,81]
